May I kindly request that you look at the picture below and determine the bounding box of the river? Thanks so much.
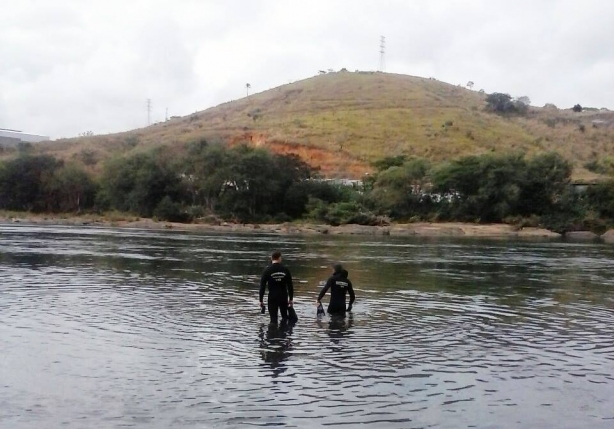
[0,224,612,428]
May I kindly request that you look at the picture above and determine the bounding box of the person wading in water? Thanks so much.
[317,264,355,315]
[259,251,294,323]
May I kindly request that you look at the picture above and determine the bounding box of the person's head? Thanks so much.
[333,263,343,274]
[271,251,282,263]
[341,269,349,279]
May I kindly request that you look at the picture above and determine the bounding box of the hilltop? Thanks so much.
[30,71,614,179]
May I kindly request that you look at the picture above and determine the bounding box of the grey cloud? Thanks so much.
[1,0,613,138]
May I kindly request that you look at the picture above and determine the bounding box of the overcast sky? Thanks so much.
[1,0,612,139]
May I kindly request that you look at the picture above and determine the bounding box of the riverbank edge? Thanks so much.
[0,212,577,239]
[4,212,613,241]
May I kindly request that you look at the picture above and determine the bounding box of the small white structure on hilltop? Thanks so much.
[0,128,50,146]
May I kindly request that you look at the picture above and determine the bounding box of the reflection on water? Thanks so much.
[259,322,294,376]
[0,224,613,428]
[319,314,354,351]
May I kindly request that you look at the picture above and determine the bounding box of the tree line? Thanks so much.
[363,152,614,233]
[0,142,344,223]
[2,143,614,233]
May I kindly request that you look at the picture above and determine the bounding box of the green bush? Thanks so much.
[47,164,98,212]
[186,205,207,220]
[372,155,406,172]
[99,152,186,217]
[367,158,431,219]
[307,199,377,226]
[0,155,62,212]
[283,180,343,218]
[584,157,614,175]
[431,152,571,223]
[485,93,528,116]
[503,215,541,228]
[587,180,614,220]
[153,196,190,223]
[539,190,586,233]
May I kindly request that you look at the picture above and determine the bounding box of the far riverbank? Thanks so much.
[3,211,613,242]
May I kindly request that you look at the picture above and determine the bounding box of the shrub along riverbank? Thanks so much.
[2,141,614,234]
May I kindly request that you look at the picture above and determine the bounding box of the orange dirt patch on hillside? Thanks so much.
[229,133,372,179]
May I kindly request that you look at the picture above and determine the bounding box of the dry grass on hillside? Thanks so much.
[17,71,614,179]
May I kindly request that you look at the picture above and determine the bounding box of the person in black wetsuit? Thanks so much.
[259,251,294,324]
[317,264,355,315]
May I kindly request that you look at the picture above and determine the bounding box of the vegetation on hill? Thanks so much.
[2,71,614,232]
[6,71,613,181]
[2,145,614,233]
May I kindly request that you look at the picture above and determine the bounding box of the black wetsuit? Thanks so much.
[260,262,294,323]
[318,273,355,314]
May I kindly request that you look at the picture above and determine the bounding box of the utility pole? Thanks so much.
[379,36,386,72]
[146,98,152,125]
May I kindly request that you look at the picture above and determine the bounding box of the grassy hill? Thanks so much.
[27,71,614,179]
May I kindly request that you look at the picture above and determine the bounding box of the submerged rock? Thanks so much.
[601,229,614,243]
[565,231,600,241]
[517,227,561,238]
[328,225,389,235]
[389,226,418,236]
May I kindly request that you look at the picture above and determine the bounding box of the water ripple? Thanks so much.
[0,224,613,428]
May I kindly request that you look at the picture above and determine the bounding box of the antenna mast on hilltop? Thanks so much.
[146,99,152,126]
[379,36,386,72]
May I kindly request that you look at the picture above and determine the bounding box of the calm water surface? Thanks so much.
[0,224,613,428]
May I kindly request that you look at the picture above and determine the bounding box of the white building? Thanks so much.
[0,128,50,146]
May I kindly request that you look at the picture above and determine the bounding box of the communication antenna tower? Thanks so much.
[379,36,386,72]
[147,99,152,125]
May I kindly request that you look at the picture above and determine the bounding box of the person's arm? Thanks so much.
[347,280,355,309]
[317,278,332,303]
[286,268,294,303]
[259,268,268,304]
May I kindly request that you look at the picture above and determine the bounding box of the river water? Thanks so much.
[0,225,613,428]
